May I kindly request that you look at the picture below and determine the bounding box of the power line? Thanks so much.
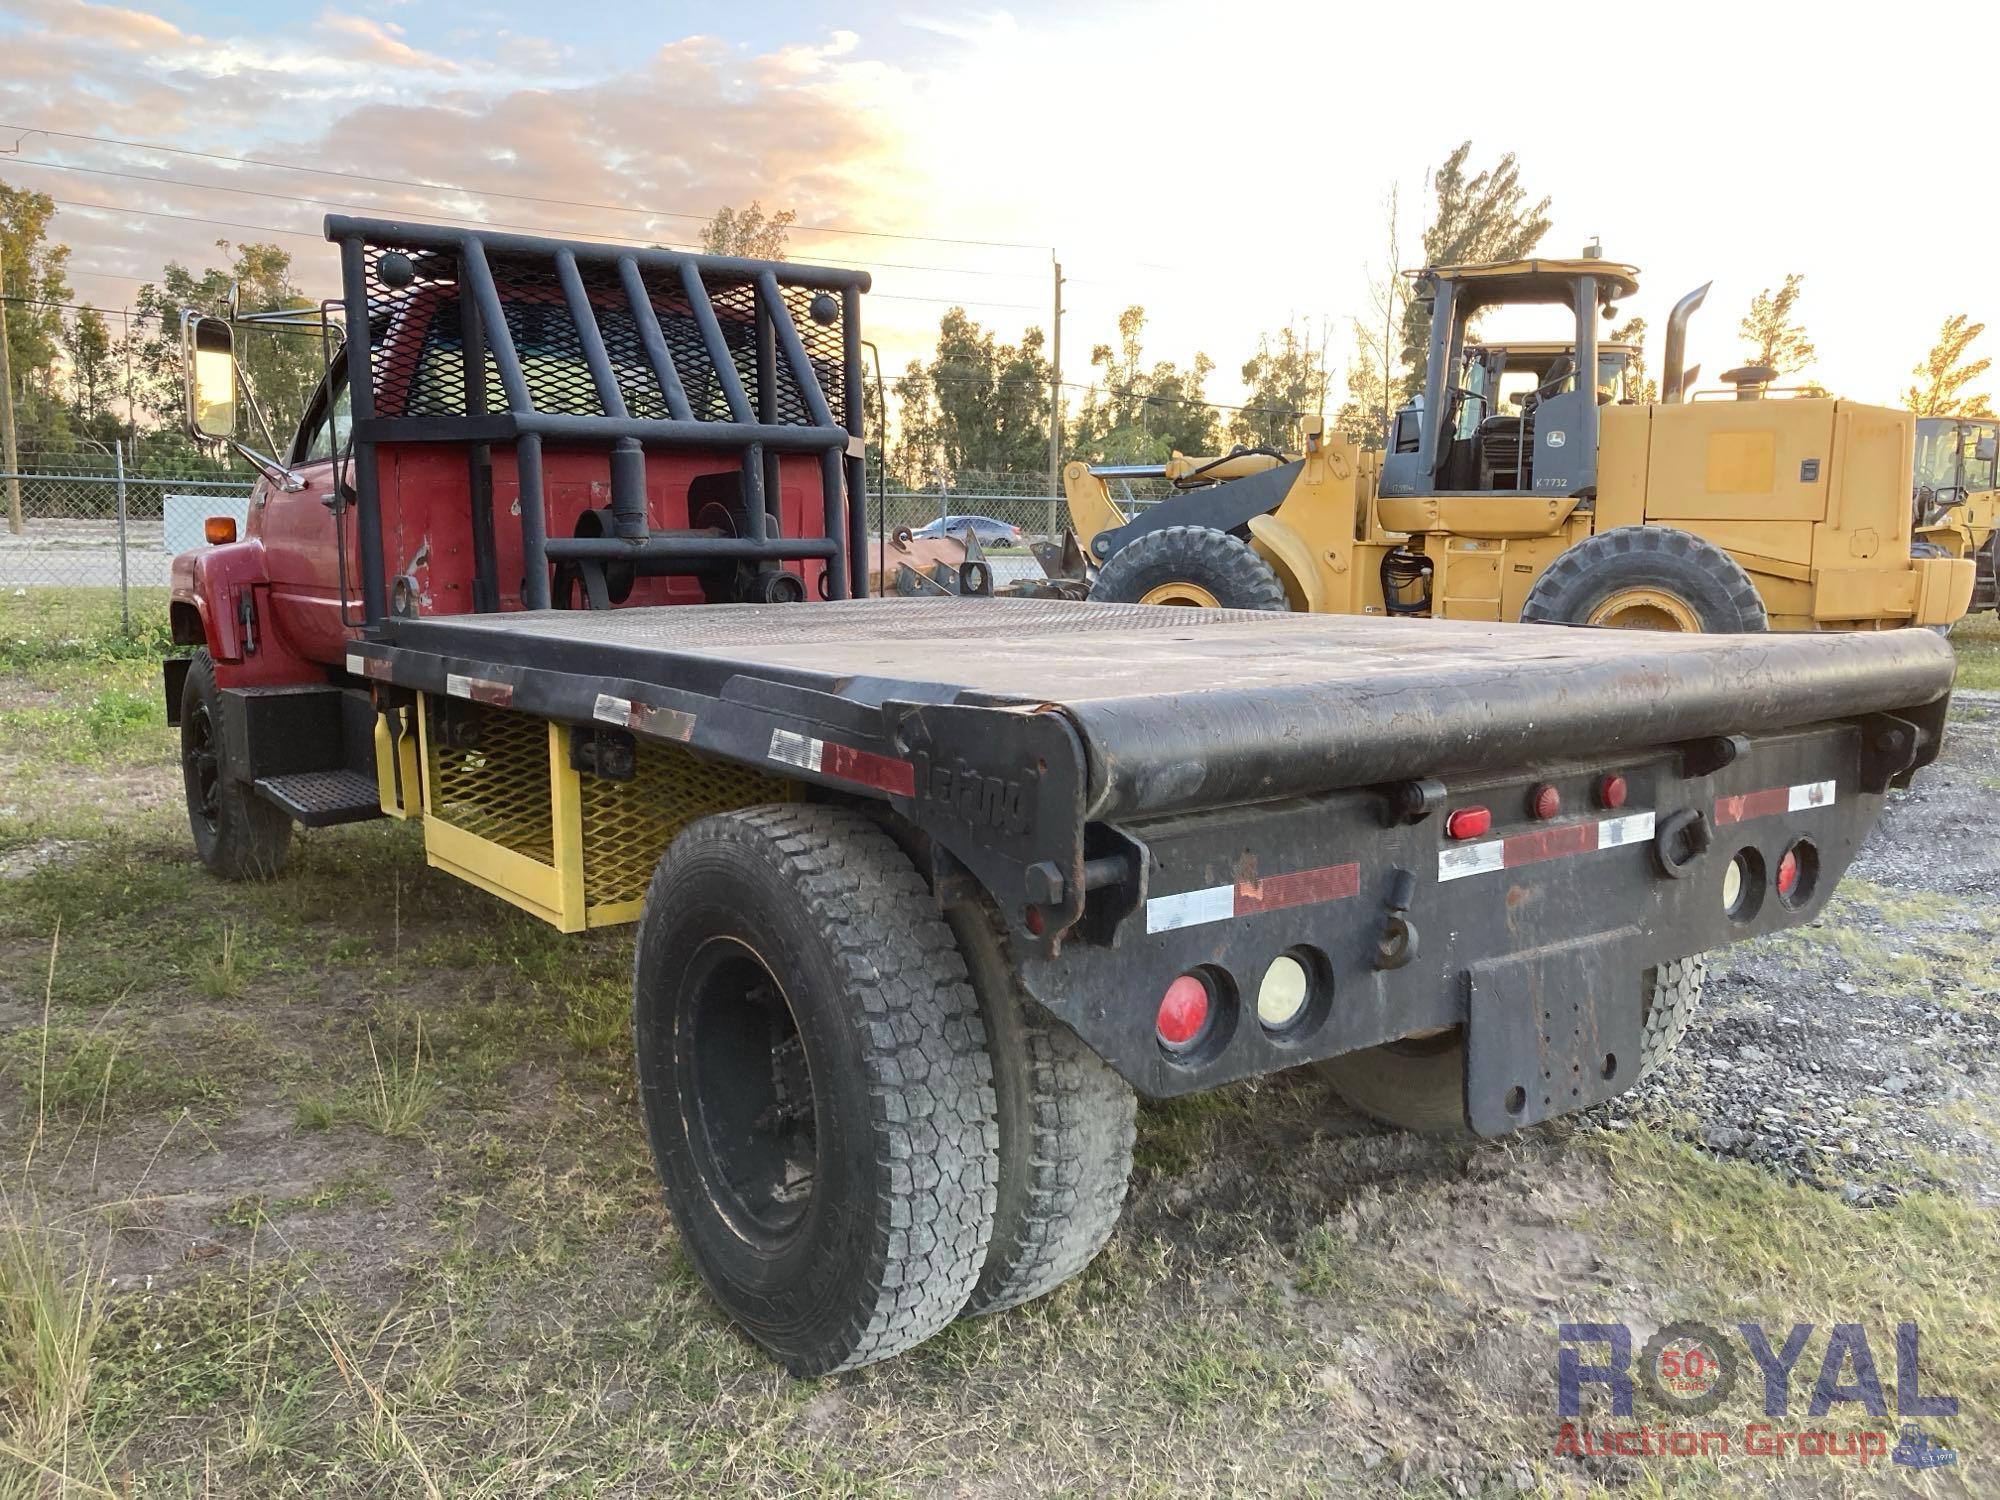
[3,124,1050,252]
[6,157,1045,282]
[41,198,1043,312]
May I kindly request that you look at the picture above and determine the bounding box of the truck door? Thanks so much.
[256,359,355,666]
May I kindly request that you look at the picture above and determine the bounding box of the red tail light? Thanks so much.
[1776,849,1799,897]
[1529,784,1561,821]
[1597,774,1629,810]
[1156,974,1210,1049]
[1445,806,1492,840]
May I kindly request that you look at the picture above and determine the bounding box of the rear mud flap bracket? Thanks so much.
[1464,928,1644,1137]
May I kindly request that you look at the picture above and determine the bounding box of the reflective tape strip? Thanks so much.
[767,728,823,773]
[766,729,915,796]
[596,692,697,742]
[1715,780,1837,826]
[1146,860,1361,933]
[1438,809,1658,883]
[1438,839,1506,883]
[593,693,633,725]
[1146,884,1236,934]
[444,673,512,706]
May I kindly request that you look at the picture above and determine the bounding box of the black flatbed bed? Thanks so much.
[369,597,1957,818]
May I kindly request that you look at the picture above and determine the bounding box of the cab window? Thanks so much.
[294,362,353,465]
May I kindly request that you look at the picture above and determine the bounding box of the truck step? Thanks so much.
[254,770,382,827]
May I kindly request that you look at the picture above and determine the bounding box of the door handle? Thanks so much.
[318,492,341,512]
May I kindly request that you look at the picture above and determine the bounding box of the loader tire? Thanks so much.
[180,649,294,881]
[1317,962,1707,1135]
[632,805,999,1376]
[1520,526,1767,633]
[1090,525,1290,612]
[948,904,1135,1317]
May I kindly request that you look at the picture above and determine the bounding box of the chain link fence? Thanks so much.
[0,447,256,621]
[0,455,1166,610]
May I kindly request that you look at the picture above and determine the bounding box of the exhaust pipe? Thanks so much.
[1660,281,1711,404]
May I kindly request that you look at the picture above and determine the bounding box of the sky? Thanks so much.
[4,0,1998,426]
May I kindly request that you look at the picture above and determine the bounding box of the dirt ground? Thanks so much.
[1,598,1996,1497]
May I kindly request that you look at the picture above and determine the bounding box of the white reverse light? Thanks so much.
[1257,954,1310,1031]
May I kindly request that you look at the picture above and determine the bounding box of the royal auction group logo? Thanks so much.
[1555,1321,1959,1469]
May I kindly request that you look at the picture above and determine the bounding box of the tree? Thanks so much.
[124,240,322,455]
[1335,188,1408,449]
[891,308,1052,481]
[1066,306,1218,463]
[1230,321,1332,450]
[1903,314,1992,416]
[1,178,76,452]
[1399,144,1552,395]
[64,305,111,424]
[1738,273,1816,378]
[1607,315,1659,404]
[701,202,795,260]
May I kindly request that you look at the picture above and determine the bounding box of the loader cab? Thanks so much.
[1913,414,1998,513]
[1379,258,1640,501]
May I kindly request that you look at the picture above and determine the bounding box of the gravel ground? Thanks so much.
[1601,689,2000,1205]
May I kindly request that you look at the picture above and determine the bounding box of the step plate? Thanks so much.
[254,770,383,827]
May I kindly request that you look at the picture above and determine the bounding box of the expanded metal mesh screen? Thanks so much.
[360,241,847,427]
[426,704,555,864]
[579,738,794,911]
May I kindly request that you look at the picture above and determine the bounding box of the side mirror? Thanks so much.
[1977,436,1996,464]
[186,316,239,440]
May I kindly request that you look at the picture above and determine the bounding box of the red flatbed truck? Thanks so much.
[164,217,1957,1374]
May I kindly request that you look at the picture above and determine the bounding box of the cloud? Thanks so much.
[313,12,460,74]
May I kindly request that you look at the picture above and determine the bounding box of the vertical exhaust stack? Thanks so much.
[1660,281,1711,403]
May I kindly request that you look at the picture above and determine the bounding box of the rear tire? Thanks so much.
[180,649,294,881]
[1317,962,1706,1134]
[948,905,1135,1316]
[1520,526,1767,632]
[632,805,998,1375]
[1090,525,1289,612]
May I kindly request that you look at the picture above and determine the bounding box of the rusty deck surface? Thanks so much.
[386,598,1957,811]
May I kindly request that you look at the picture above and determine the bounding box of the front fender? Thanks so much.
[171,539,270,661]
[1246,513,1325,612]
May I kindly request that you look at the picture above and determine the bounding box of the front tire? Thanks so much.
[1317,961,1706,1134]
[1090,525,1290,611]
[180,649,293,881]
[1520,526,1767,632]
[633,805,998,1375]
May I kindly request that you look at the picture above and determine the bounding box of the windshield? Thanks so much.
[1914,417,2000,494]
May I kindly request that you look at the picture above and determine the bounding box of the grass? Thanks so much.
[0,1204,113,1499]
[1953,609,2000,690]
[3,582,1998,1495]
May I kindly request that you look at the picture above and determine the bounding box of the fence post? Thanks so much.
[115,440,131,632]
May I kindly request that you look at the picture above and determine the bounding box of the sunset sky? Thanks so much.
[5,0,1997,424]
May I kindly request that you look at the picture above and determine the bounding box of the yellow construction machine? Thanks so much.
[1911,414,1999,617]
[1064,253,1975,632]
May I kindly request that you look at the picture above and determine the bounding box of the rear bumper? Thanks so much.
[1014,709,1937,1128]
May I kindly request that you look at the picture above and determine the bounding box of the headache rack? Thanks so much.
[327,215,874,622]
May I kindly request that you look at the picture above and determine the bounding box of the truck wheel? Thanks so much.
[1520,526,1767,632]
[947,905,1135,1317]
[179,649,294,881]
[632,805,998,1376]
[1317,963,1707,1134]
[1090,525,1290,611]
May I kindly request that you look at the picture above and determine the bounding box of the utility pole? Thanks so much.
[1046,253,1063,534]
[0,265,21,535]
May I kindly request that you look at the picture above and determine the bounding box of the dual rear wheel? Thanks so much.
[632,805,1135,1375]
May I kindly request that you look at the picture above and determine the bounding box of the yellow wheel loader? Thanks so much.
[1064,254,1975,632]
[1911,415,1999,617]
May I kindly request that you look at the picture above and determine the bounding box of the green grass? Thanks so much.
[1954,610,2000,690]
[0,589,173,672]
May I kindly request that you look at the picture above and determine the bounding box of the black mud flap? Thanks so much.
[1464,929,1644,1137]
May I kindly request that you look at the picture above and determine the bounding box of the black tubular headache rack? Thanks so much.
[327,215,874,622]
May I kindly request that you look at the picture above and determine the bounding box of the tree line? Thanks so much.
[2,158,1992,489]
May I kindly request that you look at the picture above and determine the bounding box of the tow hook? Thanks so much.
[1373,867,1420,970]
[1653,808,1713,878]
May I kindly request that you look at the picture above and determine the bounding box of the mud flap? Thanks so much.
[1464,929,1644,1137]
